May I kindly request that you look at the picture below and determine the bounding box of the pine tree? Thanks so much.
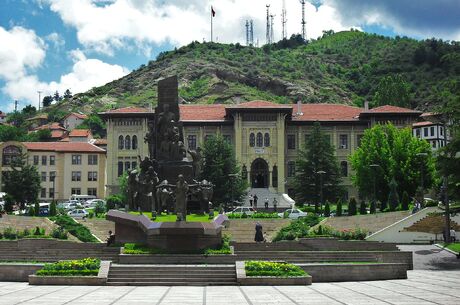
[49,201,57,216]
[336,200,343,216]
[34,202,39,217]
[370,200,376,214]
[324,201,331,217]
[348,197,357,216]
[401,191,410,211]
[388,178,400,211]
[380,199,387,212]
[359,201,367,215]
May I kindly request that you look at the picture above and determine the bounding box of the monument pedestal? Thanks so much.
[158,160,193,184]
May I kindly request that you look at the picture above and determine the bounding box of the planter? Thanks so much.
[28,261,111,285]
[235,261,312,285]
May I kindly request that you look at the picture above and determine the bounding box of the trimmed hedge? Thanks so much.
[245,261,306,277]
[36,258,100,276]
[227,212,279,219]
[51,215,98,242]
[272,215,321,242]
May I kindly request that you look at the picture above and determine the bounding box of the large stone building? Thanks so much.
[101,101,421,201]
[0,141,106,201]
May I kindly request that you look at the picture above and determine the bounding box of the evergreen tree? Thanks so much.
[4,194,14,213]
[380,199,387,212]
[201,135,247,205]
[53,91,61,101]
[294,122,343,209]
[359,200,367,215]
[336,200,343,216]
[370,200,376,214]
[388,178,399,211]
[34,202,39,217]
[63,89,72,99]
[348,197,357,216]
[324,201,331,217]
[49,201,57,216]
[42,95,54,107]
[401,191,410,211]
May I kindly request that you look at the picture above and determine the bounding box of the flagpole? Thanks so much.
[211,7,213,42]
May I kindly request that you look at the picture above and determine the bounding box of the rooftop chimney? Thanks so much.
[364,101,369,111]
[296,100,303,116]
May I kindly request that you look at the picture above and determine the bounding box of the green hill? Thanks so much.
[49,30,460,114]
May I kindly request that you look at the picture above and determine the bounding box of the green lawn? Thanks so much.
[129,212,217,222]
[443,243,460,253]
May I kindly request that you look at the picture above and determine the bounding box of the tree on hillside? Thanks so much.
[350,123,435,204]
[63,89,72,99]
[53,91,61,102]
[0,125,27,142]
[201,135,247,206]
[26,129,52,142]
[372,74,412,108]
[42,95,54,107]
[294,122,343,209]
[3,152,41,208]
[76,114,106,138]
[21,105,36,116]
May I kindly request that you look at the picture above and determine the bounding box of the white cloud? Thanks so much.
[45,32,65,50]
[44,0,356,55]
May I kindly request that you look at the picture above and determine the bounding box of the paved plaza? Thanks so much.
[0,270,459,305]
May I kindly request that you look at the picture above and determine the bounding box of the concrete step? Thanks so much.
[107,281,237,286]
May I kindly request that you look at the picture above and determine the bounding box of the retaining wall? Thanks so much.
[0,264,44,281]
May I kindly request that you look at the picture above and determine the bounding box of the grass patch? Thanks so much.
[123,243,164,254]
[204,234,231,255]
[129,211,217,222]
[36,258,100,276]
[442,243,460,253]
[245,261,306,277]
[50,215,98,242]
[227,212,280,219]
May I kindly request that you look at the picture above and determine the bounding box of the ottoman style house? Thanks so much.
[101,101,422,202]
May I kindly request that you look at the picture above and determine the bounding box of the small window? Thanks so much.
[341,161,348,177]
[264,133,270,147]
[132,135,138,150]
[188,135,197,150]
[440,127,444,136]
[339,134,348,149]
[50,171,56,181]
[41,155,47,166]
[71,171,81,182]
[41,172,47,182]
[249,133,255,147]
[423,128,428,137]
[72,155,82,165]
[117,161,123,177]
[125,135,131,150]
[88,155,98,165]
[71,188,81,195]
[40,188,46,198]
[125,161,131,172]
[87,188,97,197]
[118,135,124,150]
[272,165,278,187]
[430,126,435,137]
[432,141,437,148]
[287,161,296,177]
[256,132,263,147]
[415,129,421,137]
[33,155,39,165]
[131,161,137,169]
[49,188,54,198]
[88,171,98,181]
[50,155,55,165]
[287,135,296,150]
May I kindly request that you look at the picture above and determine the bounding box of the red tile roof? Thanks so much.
[23,142,105,153]
[26,114,48,121]
[69,129,92,137]
[413,121,437,127]
[227,100,292,109]
[105,106,150,113]
[293,104,362,121]
[93,138,107,145]
[180,104,227,121]
[33,122,67,131]
[364,105,421,113]
[64,112,88,120]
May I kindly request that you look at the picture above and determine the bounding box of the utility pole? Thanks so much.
[281,0,287,39]
[266,4,271,44]
[37,90,42,111]
[270,14,275,44]
[300,0,306,40]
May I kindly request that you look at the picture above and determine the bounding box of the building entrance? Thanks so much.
[251,158,269,188]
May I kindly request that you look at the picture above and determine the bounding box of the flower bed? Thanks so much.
[236,261,311,285]
[36,258,100,276]
[245,261,306,277]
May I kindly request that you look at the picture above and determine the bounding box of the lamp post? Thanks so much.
[416,152,428,206]
[370,164,379,205]
[316,170,326,212]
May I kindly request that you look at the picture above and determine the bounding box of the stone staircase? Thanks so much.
[234,250,379,263]
[244,188,292,208]
[223,219,290,242]
[107,264,237,286]
[0,240,120,262]
[403,214,460,234]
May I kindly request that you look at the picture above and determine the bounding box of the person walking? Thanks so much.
[253,195,258,208]
[273,198,278,212]
[254,222,264,242]
[249,194,253,207]
[264,197,269,210]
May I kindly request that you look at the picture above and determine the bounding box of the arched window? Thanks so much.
[118,135,124,150]
[341,161,348,177]
[264,133,270,147]
[272,165,278,187]
[249,133,255,147]
[256,132,263,147]
[2,145,21,165]
[132,135,138,150]
[125,135,131,150]
[117,161,123,177]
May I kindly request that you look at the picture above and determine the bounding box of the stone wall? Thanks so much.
[0,264,44,281]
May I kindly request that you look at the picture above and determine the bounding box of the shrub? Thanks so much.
[94,201,105,216]
[4,194,14,213]
[106,195,123,212]
[336,200,343,216]
[204,234,231,255]
[324,201,330,217]
[332,228,367,240]
[3,227,17,239]
[359,201,367,215]
[28,205,35,216]
[370,200,376,214]
[49,201,57,216]
[401,191,410,210]
[245,261,306,277]
[380,199,387,211]
[34,226,44,236]
[272,215,320,242]
[36,258,100,276]
[53,215,98,242]
[123,243,162,254]
[22,228,31,237]
[348,197,357,216]
[34,202,39,217]
[51,227,68,240]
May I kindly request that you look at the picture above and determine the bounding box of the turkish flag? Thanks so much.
[211,6,216,17]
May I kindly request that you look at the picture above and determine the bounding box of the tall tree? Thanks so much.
[373,74,412,108]
[42,95,54,107]
[294,122,343,207]
[21,105,37,116]
[201,134,247,206]
[63,89,73,99]
[53,91,61,102]
[3,151,41,207]
[350,123,435,203]
[76,114,106,138]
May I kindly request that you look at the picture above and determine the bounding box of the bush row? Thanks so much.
[272,215,321,242]
[51,215,98,242]
[245,261,306,277]
[36,258,100,276]
[0,226,67,240]
[227,212,279,219]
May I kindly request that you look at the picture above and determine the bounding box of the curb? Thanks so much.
[434,243,459,256]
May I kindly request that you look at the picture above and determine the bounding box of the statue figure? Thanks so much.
[188,147,202,178]
[174,174,189,221]
[144,120,155,158]
[157,103,176,140]
[156,180,173,212]
[199,179,214,213]
[127,169,139,211]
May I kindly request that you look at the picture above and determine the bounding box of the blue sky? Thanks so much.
[0,0,459,112]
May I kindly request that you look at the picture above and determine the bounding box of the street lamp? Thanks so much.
[316,170,326,212]
[416,152,428,206]
[370,164,380,205]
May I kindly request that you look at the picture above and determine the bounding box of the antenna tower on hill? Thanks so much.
[266,4,271,44]
[300,0,306,40]
[270,14,275,43]
[245,20,250,46]
[282,0,287,39]
[250,20,254,46]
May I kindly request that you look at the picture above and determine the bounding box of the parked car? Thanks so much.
[227,207,256,215]
[278,208,308,219]
[85,199,106,208]
[61,200,81,210]
[67,209,89,218]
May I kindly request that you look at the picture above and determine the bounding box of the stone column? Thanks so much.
[234,114,242,163]
[276,114,286,194]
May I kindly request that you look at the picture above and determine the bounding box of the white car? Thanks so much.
[85,199,106,208]
[67,209,88,218]
[278,208,308,219]
[228,207,256,215]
